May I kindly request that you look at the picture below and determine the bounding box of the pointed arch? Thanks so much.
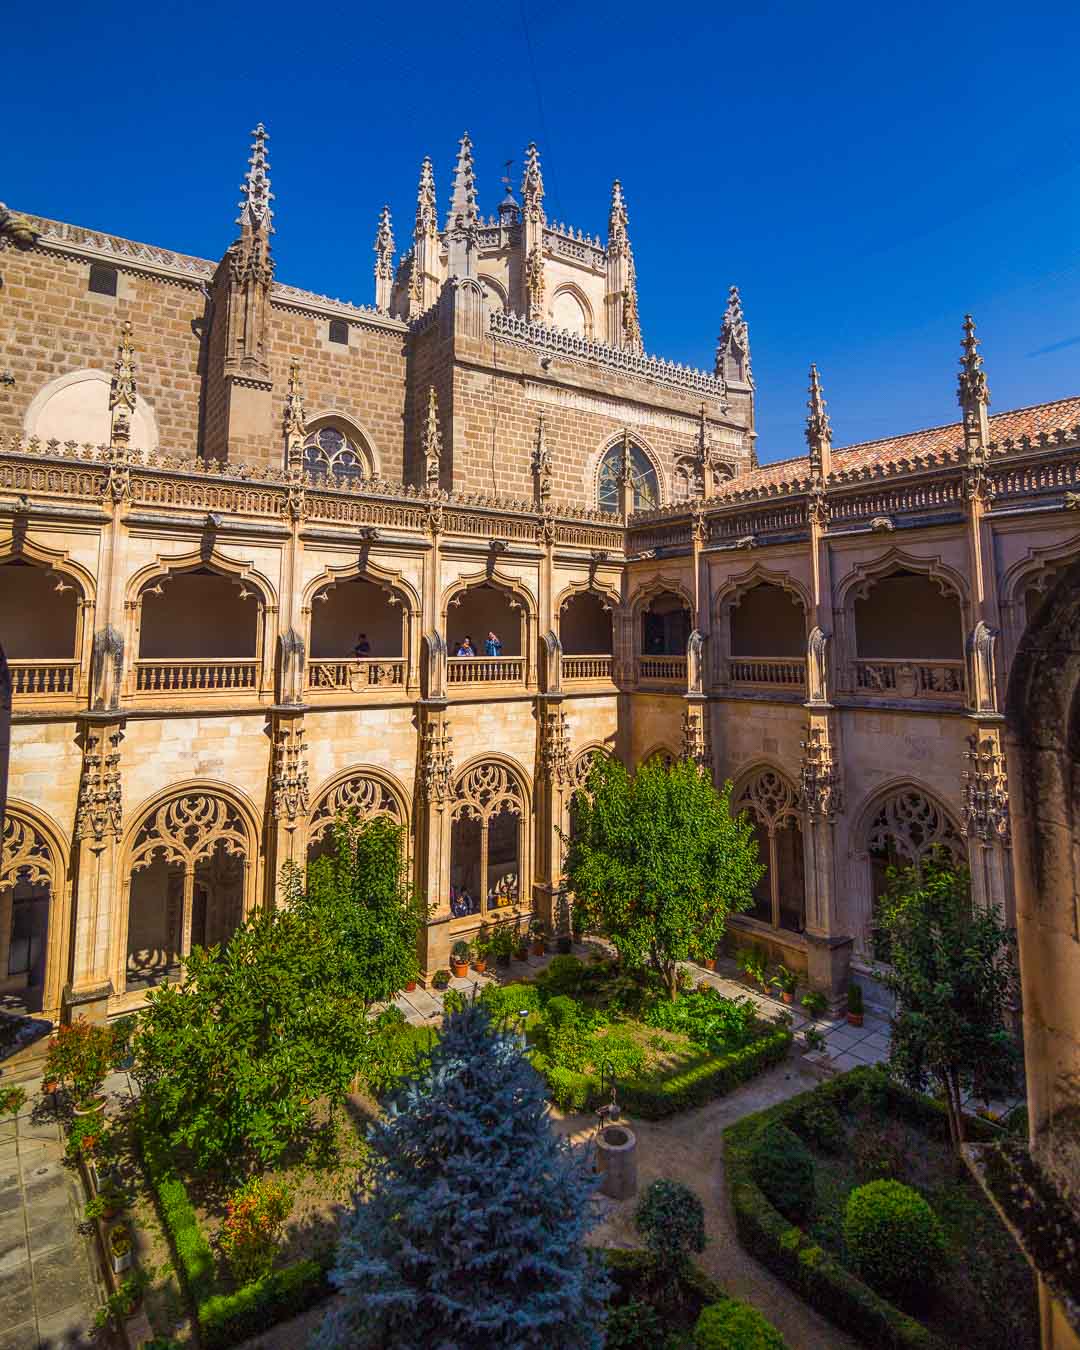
[442,568,538,685]
[834,547,969,609]
[449,753,532,918]
[0,531,97,606]
[302,410,382,480]
[998,530,1080,670]
[712,562,811,618]
[549,282,594,338]
[638,743,679,771]
[307,765,411,858]
[1,801,72,1021]
[629,575,694,622]
[125,546,277,612]
[731,761,805,932]
[586,430,666,514]
[0,534,95,700]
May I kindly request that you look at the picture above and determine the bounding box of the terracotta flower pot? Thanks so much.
[781,991,794,1005]
[450,961,469,979]
[404,981,417,993]
[531,941,545,956]
[473,959,487,974]
[702,958,717,971]
[42,1080,58,1096]
[514,948,529,963]
[73,1096,106,1117]
[846,1011,864,1027]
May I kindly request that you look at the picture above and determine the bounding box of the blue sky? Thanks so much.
[5,0,1079,461]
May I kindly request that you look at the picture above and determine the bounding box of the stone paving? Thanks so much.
[0,1092,102,1350]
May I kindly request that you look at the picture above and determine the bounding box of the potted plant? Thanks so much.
[513,924,529,962]
[94,1269,149,1334]
[109,1221,134,1274]
[43,1018,119,1115]
[1,1085,26,1119]
[472,926,491,974]
[404,977,417,993]
[86,1181,127,1224]
[846,982,864,1027]
[491,926,514,969]
[801,990,827,1020]
[529,918,547,956]
[431,968,451,990]
[694,944,717,972]
[770,964,798,1005]
[803,1026,827,1054]
[737,946,768,991]
[450,941,471,979]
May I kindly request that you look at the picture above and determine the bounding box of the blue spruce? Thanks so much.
[312,1001,611,1348]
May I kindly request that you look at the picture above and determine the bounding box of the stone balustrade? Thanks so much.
[446,656,525,685]
[306,658,406,693]
[636,655,687,684]
[9,659,77,698]
[853,658,965,701]
[563,655,614,682]
[729,657,807,689]
[133,659,259,693]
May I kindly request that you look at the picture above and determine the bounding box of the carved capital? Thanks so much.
[75,724,124,850]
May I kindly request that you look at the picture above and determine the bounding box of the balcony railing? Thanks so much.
[729,657,806,689]
[306,658,406,693]
[9,659,78,698]
[134,659,259,693]
[447,656,525,685]
[853,659,965,701]
[636,655,687,684]
[563,655,613,682]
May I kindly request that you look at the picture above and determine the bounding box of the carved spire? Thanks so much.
[423,385,442,490]
[608,179,629,256]
[109,321,137,447]
[532,413,552,503]
[410,157,439,314]
[957,314,991,455]
[374,205,395,311]
[605,180,643,351]
[236,122,274,237]
[446,132,479,278]
[716,285,752,388]
[521,142,545,224]
[805,363,832,477]
[622,250,643,355]
[283,359,306,467]
[414,156,438,238]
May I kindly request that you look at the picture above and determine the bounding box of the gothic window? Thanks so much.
[307,773,404,862]
[673,458,704,504]
[303,426,367,484]
[450,762,525,917]
[597,442,659,515]
[328,319,349,345]
[735,769,805,932]
[88,264,118,296]
[640,591,691,656]
[126,793,248,992]
[1,814,57,1008]
[866,787,964,960]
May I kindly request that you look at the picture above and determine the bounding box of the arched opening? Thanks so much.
[560,591,613,668]
[853,569,964,699]
[728,582,807,689]
[597,441,660,515]
[446,583,526,685]
[135,568,261,693]
[0,560,81,698]
[863,786,964,960]
[672,458,703,503]
[449,762,525,917]
[0,815,56,1014]
[306,772,405,867]
[125,793,249,992]
[640,591,691,656]
[302,422,372,483]
[735,769,805,932]
[551,287,591,338]
[308,578,406,693]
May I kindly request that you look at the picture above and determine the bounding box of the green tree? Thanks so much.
[132,902,369,1172]
[876,854,1019,1150]
[564,757,762,997]
[283,814,424,1009]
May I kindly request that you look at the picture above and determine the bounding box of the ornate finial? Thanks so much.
[608,179,629,253]
[717,285,752,387]
[109,321,137,447]
[236,123,274,234]
[521,142,545,224]
[0,203,38,251]
[525,243,545,320]
[415,156,437,238]
[423,385,442,489]
[532,413,552,502]
[374,205,395,311]
[958,314,990,412]
[284,359,306,465]
[622,251,643,354]
[806,364,832,461]
[447,131,478,229]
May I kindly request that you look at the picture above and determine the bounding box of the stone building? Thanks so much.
[0,125,1076,1111]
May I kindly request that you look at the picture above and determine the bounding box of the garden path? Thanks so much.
[0,1088,103,1350]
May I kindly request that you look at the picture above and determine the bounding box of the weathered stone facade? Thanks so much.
[0,124,1077,1110]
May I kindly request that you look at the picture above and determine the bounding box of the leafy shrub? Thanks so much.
[441,988,467,1016]
[545,1019,592,1072]
[852,1121,907,1182]
[361,1009,431,1097]
[450,940,470,963]
[45,1018,124,1107]
[200,1259,327,1349]
[542,954,585,996]
[750,1123,816,1220]
[478,980,542,1023]
[800,991,827,1019]
[606,1298,665,1348]
[1,1085,27,1118]
[545,994,579,1028]
[635,1178,707,1269]
[219,1176,292,1286]
[798,1100,845,1154]
[593,1029,647,1078]
[842,1180,946,1301]
[645,988,757,1052]
[545,1065,591,1112]
[431,968,451,989]
[694,1298,788,1348]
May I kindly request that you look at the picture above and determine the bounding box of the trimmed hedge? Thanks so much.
[842,1180,947,1301]
[750,1123,816,1221]
[694,1298,788,1349]
[724,1067,995,1350]
[542,1026,792,1118]
[137,1116,329,1349]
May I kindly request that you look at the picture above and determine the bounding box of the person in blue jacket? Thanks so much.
[484,631,502,657]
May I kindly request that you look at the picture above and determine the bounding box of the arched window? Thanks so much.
[0,560,83,699]
[551,287,591,338]
[303,426,369,484]
[450,762,525,918]
[865,787,964,960]
[307,772,405,864]
[1,813,59,1013]
[673,458,703,503]
[597,442,659,515]
[735,768,805,932]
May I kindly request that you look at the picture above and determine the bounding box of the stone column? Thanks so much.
[417,702,454,979]
[265,709,310,906]
[536,702,571,939]
[799,712,851,1012]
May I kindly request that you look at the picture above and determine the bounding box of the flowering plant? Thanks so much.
[219,1176,292,1286]
[43,1018,122,1108]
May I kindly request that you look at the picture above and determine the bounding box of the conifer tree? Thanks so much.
[313,1002,611,1348]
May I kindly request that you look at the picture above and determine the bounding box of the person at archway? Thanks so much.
[456,635,476,656]
[484,631,502,657]
[353,632,371,657]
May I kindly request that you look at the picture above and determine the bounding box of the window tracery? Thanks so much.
[735,768,805,932]
[597,442,659,514]
[866,788,964,867]
[450,761,525,915]
[308,774,403,854]
[129,794,248,873]
[1,814,56,891]
[302,426,369,484]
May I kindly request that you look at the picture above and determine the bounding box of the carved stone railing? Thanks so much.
[563,655,614,682]
[729,658,806,689]
[490,311,728,398]
[134,659,259,694]
[447,656,525,685]
[306,658,406,693]
[636,655,687,684]
[853,659,965,702]
[9,659,78,698]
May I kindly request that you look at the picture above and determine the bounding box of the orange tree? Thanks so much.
[564,757,762,998]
